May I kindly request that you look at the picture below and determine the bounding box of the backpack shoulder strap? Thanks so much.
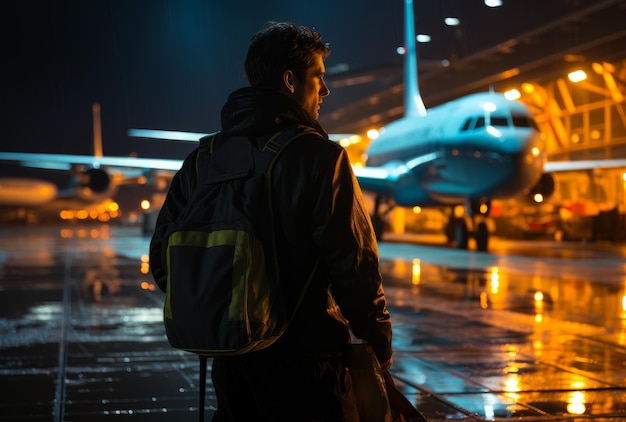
[261,125,322,329]
[260,124,318,175]
[195,132,219,180]
[194,126,316,182]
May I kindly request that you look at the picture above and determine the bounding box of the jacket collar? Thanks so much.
[220,86,328,138]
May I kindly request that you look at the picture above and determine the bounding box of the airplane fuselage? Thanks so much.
[0,178,58,206]
[361,92,544,207]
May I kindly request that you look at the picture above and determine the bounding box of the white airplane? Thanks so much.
[0,104,182,218]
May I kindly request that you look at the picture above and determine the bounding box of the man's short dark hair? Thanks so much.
[245,22,330,89]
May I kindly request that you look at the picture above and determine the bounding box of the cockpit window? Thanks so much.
[490,116,509,127]
[461,114,538,132]
[512,115,538,130]
[460,118,473,131]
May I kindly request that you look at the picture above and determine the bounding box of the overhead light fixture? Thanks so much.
[568,70,587,83]
[504,89,521,100]
[484,0,503,7]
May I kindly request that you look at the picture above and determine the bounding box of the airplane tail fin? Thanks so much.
[92,102,103,158]
[404,0,427,117]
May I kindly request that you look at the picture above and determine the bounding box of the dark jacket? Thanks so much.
[149,87,392,366]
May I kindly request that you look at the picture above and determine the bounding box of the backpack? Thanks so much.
[160,125,317,358]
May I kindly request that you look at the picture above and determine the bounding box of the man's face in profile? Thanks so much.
[291,53,330,120]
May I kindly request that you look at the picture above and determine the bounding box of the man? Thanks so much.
[150,21,392,421]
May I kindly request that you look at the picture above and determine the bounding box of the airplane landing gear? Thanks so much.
[476,220,489,251]
[446,201,491,251]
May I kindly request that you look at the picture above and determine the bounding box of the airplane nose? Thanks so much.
[491,128,541,156]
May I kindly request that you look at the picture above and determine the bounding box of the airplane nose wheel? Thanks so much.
[452,217,489,251]
[476,221,489,252]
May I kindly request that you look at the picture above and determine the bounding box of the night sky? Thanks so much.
[2,0,575,161]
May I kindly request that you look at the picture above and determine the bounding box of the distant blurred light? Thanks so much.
[504,89,521,100]
[564,54,585,62]
[396,46,406,55]
[416,34,431,43]
[568,70,587,83]
[567,391,586,415]
[411,259,421,285]
[489,268,499,294]
[484,0,502,6]
[444,17,460,26]
[329,133,356,142]
[367,129,379,140]
[480,292,489,309]
[349,135,361,144]
[592,62,605,75]
[521,82,535,94]
[441,59,450,67]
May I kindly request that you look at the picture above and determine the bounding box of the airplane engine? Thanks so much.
[526,173,555,203]
[75,167,114,202]
[81,168,110,192]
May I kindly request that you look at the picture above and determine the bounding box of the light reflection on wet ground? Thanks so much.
[381,235,626,420]
[1,226,626,420]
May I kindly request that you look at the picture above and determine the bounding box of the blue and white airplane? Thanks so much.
[337,0,626,250]
[348,0,546,250]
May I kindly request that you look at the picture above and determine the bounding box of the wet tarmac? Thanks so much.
[2,225,626,421]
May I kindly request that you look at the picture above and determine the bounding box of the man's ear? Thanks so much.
[282,70,296,94]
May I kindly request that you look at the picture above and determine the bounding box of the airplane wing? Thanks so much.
[544,159,626,172]
[352,152,441,195]
[0,152,184,171]
[127,128,353,143]
[1,127,359,179]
